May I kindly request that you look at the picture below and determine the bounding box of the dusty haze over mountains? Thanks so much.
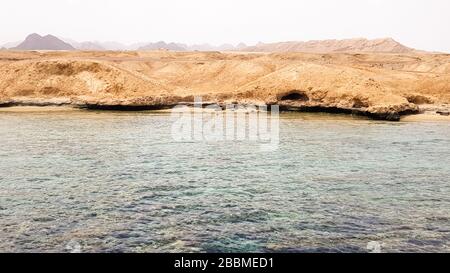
[242,38,420,54]
[1,34,250,52]
[0,34,429,54]
[0,0,449,53]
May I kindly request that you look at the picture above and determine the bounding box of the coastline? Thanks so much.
[2,104,450,122]
[0,105,78,112]
[401,113,450,122]
[1,51,449,121]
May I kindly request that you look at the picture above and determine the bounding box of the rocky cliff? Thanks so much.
[1,50,449,120]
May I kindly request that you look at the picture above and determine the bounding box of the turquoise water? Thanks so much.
[0,109,449,252]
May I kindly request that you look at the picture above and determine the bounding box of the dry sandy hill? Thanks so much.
[242,38,417,54]
[0,50,449,120]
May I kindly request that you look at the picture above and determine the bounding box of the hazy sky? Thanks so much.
[1,0,449,52]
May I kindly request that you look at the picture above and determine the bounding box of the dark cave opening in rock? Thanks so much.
[352,98,369,108]
[280,92,309,102]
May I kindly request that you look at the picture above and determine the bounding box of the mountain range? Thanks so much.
[242,38,418,53]
[1,34,423,53]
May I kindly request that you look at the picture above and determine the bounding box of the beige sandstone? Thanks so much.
[0,50,449,121]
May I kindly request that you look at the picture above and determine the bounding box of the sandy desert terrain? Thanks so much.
[0,50,449,120]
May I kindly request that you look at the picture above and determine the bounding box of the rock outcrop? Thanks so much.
[1,50,449,121]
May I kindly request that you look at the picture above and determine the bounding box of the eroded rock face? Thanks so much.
[0,51,449,120]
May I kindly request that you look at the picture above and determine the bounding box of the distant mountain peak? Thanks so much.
[14,33,75,51]
[26,33,42,39]
[43,34,58,39]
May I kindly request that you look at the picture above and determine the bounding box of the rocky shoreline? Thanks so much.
[2,93,450,122]
[2,97,450,122]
